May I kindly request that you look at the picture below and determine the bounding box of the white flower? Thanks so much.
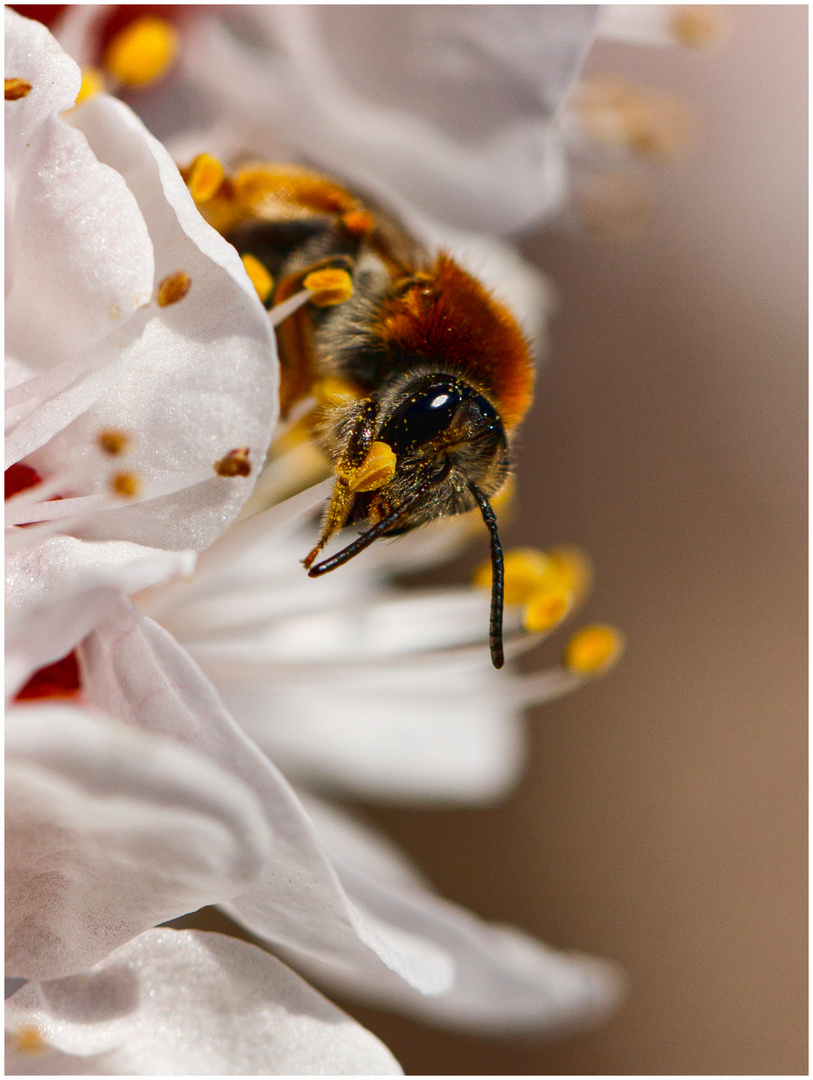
[5,7,279,553]
[5,930,402,1075]
[6,6,635,1073]
[55,5,602,235]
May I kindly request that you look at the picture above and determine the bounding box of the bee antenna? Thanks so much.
[308,461,452,577]
[467,482,505,669]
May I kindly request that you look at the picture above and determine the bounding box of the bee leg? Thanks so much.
[302,397,380,569]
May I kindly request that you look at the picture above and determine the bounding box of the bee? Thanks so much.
[200,163,535,668]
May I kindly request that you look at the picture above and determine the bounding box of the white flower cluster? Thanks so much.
[5,5,706,1073]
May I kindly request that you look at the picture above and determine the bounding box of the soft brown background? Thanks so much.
[334,6,808,1074]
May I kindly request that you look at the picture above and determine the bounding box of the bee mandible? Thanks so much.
[197,163,535,668]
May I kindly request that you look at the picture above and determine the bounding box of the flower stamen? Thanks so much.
[573,76,695,162]
[103,15,179,89]
[156,271,191,307]
[109,471,142,499]
[76,66,105,104]
[563,624,625,674]
[97,428,131,457]
[669,6,727,48]
[5,78,32,100]
[241,254,274,304]
[182,153,226,205]
[304,268,354,307]
[214,448,252,478]
[13,1024,47,1055]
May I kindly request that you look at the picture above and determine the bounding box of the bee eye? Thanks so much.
[380,382,462,453]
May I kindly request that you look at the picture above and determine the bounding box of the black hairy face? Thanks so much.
[351,373,510,532]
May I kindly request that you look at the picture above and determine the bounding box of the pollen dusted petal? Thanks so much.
[103,15,179,88]
[563,624,625,675]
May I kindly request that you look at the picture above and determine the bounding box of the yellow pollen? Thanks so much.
[341,209,376,236]
[156,271,191,307]
[313,376,365,407]
[5,78,32,101]
[183,153,225,205]
[14,1025,47,1054]
[76,67,105,104]
[474,548,562,606]
[241,254,273,303]
[548,545,593,603]
[669,6,727,48]
[214,448,252,478]
[575,76,695,162]
[304,268,354,307]
[103,15,179,88]
[563,624,625,675]
[523,586,572,634]
[349,442,397,493]
[97,429,131,457]
[110,471,141,499]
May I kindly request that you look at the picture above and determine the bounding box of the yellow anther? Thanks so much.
[156,270,191,307]
[574,76,695,162]
[5,78,32,101]
[110,471,142,499]
[523,586,572,634]
[241,254,273,304]
[14,1025,46,1054]
[548,545,593,603]
[669,6,727,48]
[76,67,105,104]
[103,15,178,88]
[313,376,365,407]
[341,209,376,236]
[183,153,225,205]
[563,624,625,675]
[304,268,354,307]
[214,448,252,478]
[349,442,397,493]
[474,548,561,606]
[97,429,131,457]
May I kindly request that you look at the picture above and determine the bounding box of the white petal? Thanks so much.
[26,94,279,551]
[5,535,195,697]
[184,5,599,232]
[282,797,625,1034]
[4,12,155,375]
[6,706,272,981]
[217,663,525,805]
[78,597,453,995]
[5,929,402,1075]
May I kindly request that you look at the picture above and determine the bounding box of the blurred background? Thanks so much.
[337,6,808,1073]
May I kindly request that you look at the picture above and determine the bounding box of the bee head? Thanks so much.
[352,372,509,532]
[310,371,511,668]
